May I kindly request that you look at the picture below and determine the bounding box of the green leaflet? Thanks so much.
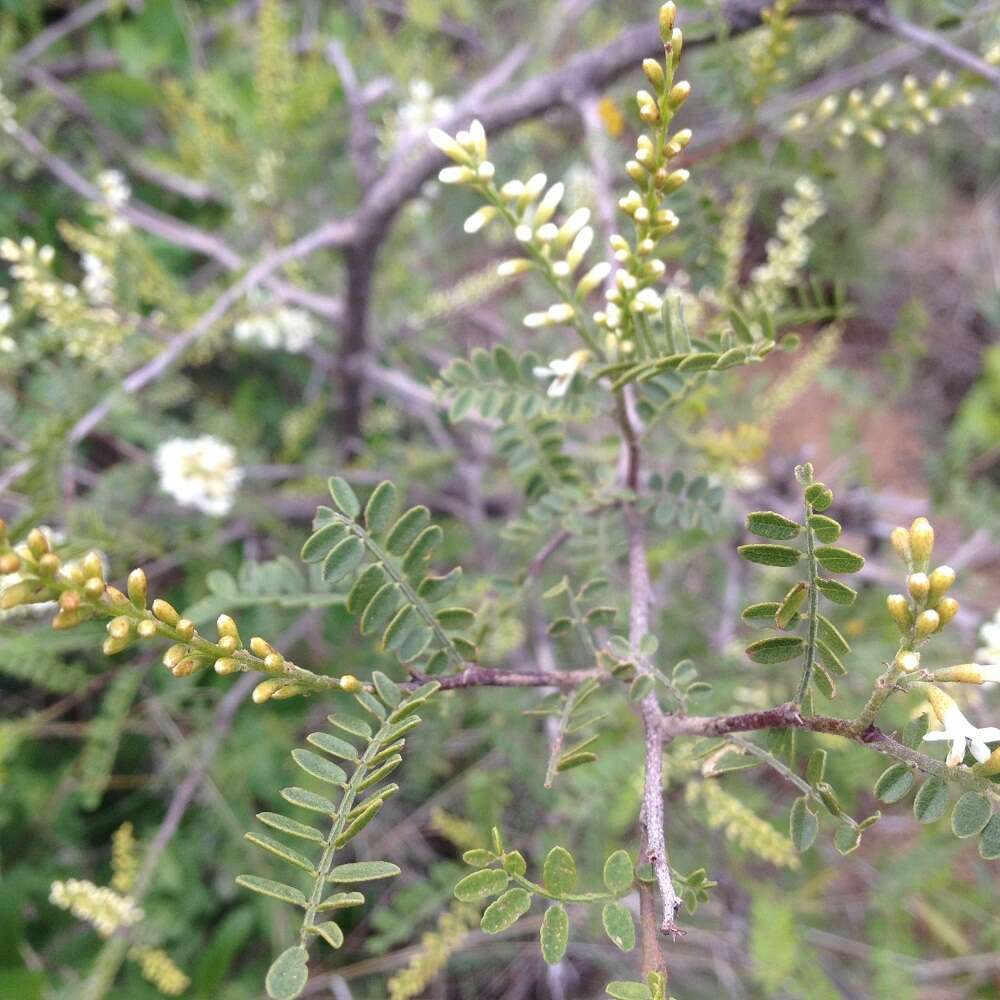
[814,545,865,574]
[265,946,309,1000]
[542,846,577,896]
[601,902,636,952]
[454,868,510,901]
[912,776,949,823]
[235,875,307,907]
[328,861,401,883]
[605,983,652,1000]
[481,888,532,933]
[737,543,801,567]
[951,792,991,838]
[540,904,569,964]
[746,511,802,540]
[874,764,914,803]
[364,481,398,536]
[603,850,634,895]
[745,636,805,664]
[979,814,1000,860]
[815,577,857,605]
[327,477,360,518]
[789,797,818,851]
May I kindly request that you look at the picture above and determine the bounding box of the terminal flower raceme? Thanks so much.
[922,684,1000,766]
[154,436,243,517]
[533,350,590,398]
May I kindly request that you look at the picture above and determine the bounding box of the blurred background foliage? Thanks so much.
[0,1,998,998]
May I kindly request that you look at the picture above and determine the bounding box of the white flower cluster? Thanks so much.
[234,304,317,352]
[430,121,609,331]
[533,350,591,398]
[50,879,144,938]
[154,436,243,516]
[397,79,453,139]
[746,176,825,310]
[922,685,1000,767]
[977,609,1000,666]
[0,288,13,353]
[95,169,131,236]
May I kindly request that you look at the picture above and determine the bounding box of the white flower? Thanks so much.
[233,306,315,353]
[155,436,242,517]
[922,685,1000,766]
[533,349,590,398]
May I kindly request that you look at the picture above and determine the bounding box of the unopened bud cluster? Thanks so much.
[885,517,958,644]
[0,522,352,704]
[429,119,602,334]
[595,3,692,347]
[786,72,974,150]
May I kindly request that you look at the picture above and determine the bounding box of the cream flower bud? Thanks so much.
[936,597,958,629]
[521,172,547,203]
[463,206,497,234]
[523,311,549,328]
[907,572,930,603]
[428,127,469,163]
[536,222,559,243]
[927,565,955,605]
[566,226,593,270]
[933,664,1000,685]
[514,224,533,242]
[533,182,565,225]
[915,609,940,639]
[667,81,691,108]
[467,119,487,159]
[547,302,576,324]
[477,161,495,180]
[643,58,664,90]
[895,650,920,672]
[890,526,911,565]
[500,179,524,200]
[577,261,611,296]
[557,207,590,243]
[909,517,934,570]
[497,258,532,277]
[886,594,912,633]
[438,166,476,184]
[659,2,677,38]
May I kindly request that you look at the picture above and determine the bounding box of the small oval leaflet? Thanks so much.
[300,522,347,563]
[979,814,1000,860]
[605,983,652,1000]
[291,749,347,786]
[364,481,398,536]
[816,577,857,606]
[814,546,865,574]
[481,887,532,934]
[602,901,636,952]
[745,636,805,664]
[236,875,307,908]
[328,860,401,883]
[540,903,569,965]
[737,543,802,567]
[327,476,360,519]
[951,792,992,838]
[265,945,309,1000]
[746,510,802,540]
[310,921,344,950]
[454,868,510,901]
[603,850,634,895]
[873,763,914,804]
[834,823,861,855]
[912,776,949,824]
[789,796,818,852]
[808,514,842,543]
[543,846,577,896]
[322,536,365,583]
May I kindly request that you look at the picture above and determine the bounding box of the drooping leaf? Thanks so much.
[745,636,805,664]
[789,797,818,851]
[257,812,325,844]
[833,823,861,855]
[245,833,316,873]
[913,776,949,823]
[309,921,344,950]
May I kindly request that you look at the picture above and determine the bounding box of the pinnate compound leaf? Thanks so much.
[266,945,309,1000]
[540,904,569,964]
[481,888,532,933]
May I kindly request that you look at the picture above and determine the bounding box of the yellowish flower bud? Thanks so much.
[163,644,187,669]
[1,581,41,609]
[973,747,1000,777]
[915,609,940,639]
[909,517,934,570]
[249,636,273,658]
[59,590,80,611]
[171,657,201,678]
[933,664,984,684]
[137,619,159,639]
[659,2,677,40]
[264,652,285,672]
[667,81,691,108]
[339,674,363,693]
[217,613,240,638]
[52,608,86,630]
[107,616,132,640]
[428,127,470,164]
[83,578,106,600]
[252,679,284,704]
[927,565,955,605]
[935,597,958,629]
[497,258,532,277]
[889,526,911,565]
[670,27,683,62]
[663,169,689,192]
[82,551,104,580]
[214,657,240,675]
[27,528,50,558]
[104,586,130,610]
[643,58,664,90]
[886,594,912,633]
[37,552,60,576]
[102,635,131,656]
[271,683,306,700]
[218,635,238,653]
[626,160,646,183]
[895,651,920,672]
[127,569,147,608]
[152,599,179,625]
[0,553,20,574]
[907,572,929,604]
[175,618,195,641]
